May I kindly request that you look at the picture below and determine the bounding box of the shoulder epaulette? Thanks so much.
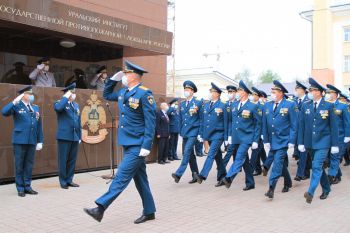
[221,100,226,104]
[138,85,149,90]
[286,98,294,102]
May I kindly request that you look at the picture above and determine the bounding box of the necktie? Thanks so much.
[314,102,317,112]
[273,103,278,112]
[239,102,243,110]
[210,101,213,108]
[298,99,302,105]
[186,101,189,107]
[164,112,169,122]
[27,104,33,113]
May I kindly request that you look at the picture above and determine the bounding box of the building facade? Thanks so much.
[301,0,350,91]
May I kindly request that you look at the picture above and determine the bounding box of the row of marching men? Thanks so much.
[171,77,350,204]
[1,83,82,197]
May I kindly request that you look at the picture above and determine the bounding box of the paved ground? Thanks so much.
[1,151,350,233]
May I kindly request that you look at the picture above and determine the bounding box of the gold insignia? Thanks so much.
[334,109,342,115]
[148,95,155,105]
[294,106,299,112]
[139,85,149,90]
[81,91,108,144]
[257,109,262,116]
[242,110,251,118]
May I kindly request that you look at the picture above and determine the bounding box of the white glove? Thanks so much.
[288,143,294,149]
[227,136,232,145]
[13,93,24,105]
[37,64,45,70]
[36,143,43,151]
[344,137,350,143]
[261,135,264,140]
[331,146,339,154]
[110,71,124,81]
[63,90,72,98]
[79,140,81,144]
[264,143,270,150]
[298,145,306,152]
[224,141,228,146]
[197,135,203,143]
[251,142,258,150]
[139,148,150,157]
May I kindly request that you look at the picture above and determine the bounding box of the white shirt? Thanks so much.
[128,83,140,92]
[313,98,322,109]
[238,99,248,110]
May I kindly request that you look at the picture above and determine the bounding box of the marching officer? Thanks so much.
[298,78,339,204]
[84,60,157,224]
[171,80,201,184]
[194,82,227,185]
[294,81,311,181]
[263,81,297,199]
[249,87,266,176]
[325,84,350,184]
[29,57,56,87]
[222,85,237,168]
[221,80,261,191]
[167,98,181,161]
[54,83,81,189]
[1,86,43,197]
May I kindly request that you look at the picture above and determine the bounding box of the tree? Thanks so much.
[258,70,281,84]
[234,68,253,88]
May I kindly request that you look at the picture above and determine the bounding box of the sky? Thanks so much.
[170,0,315,83]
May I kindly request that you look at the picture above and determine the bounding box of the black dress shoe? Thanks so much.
[25,189,38,195]
[294,176,302,182]
[18,192,25,197]
[194,174,204,184]
[328,175,334,184]
[304,192,313,204]
[333,177,341,185]
[320,192,329,200]
[173,158,181,160]
[134,213,155,224]
[253,171,262,176]
[158,161,165,165]
[281,186,290,193]
[83,206,104,222]
[171,173,180,183]
[222,177,232,189]
[301,175,310,180]
[68,182,80,187]
[188,178,197,184]
[163,161,170,164]
[243,186,255,191]
[61,185,69,189]
[215,180,224,187]
[262,167,268,176]
[168,158,174,161]
[265,189,274,199]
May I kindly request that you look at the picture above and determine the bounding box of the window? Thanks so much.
[345,28,350,42]
[344,56,350,72]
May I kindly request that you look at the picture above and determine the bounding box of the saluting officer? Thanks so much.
[222,85,237,168]
[324,84,350,185]
[221,80,261,191]
[54,83,81,189]
[84,60,157,224]
[298,78,339,204]
[194,82,227,185]
[294,81,311,181]
[29,57,56,87]
[172,80,201,184]
[167,98,181,161]
[263,81,297,199]
[1,86,43,197]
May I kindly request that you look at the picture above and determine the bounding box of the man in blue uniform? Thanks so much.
[84,60,157,224]
[263,81,297,199]
[298,78,339,204]
[194,82,227,184]
[294,81,311,181]
[2,86,43,197]
[222,85,237,168]
[249,87,266,176]
[222,80,261,191]
[167,98,181,161]
[54,83,81,189]
[325,84,350,185]
[172,80,201,184]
